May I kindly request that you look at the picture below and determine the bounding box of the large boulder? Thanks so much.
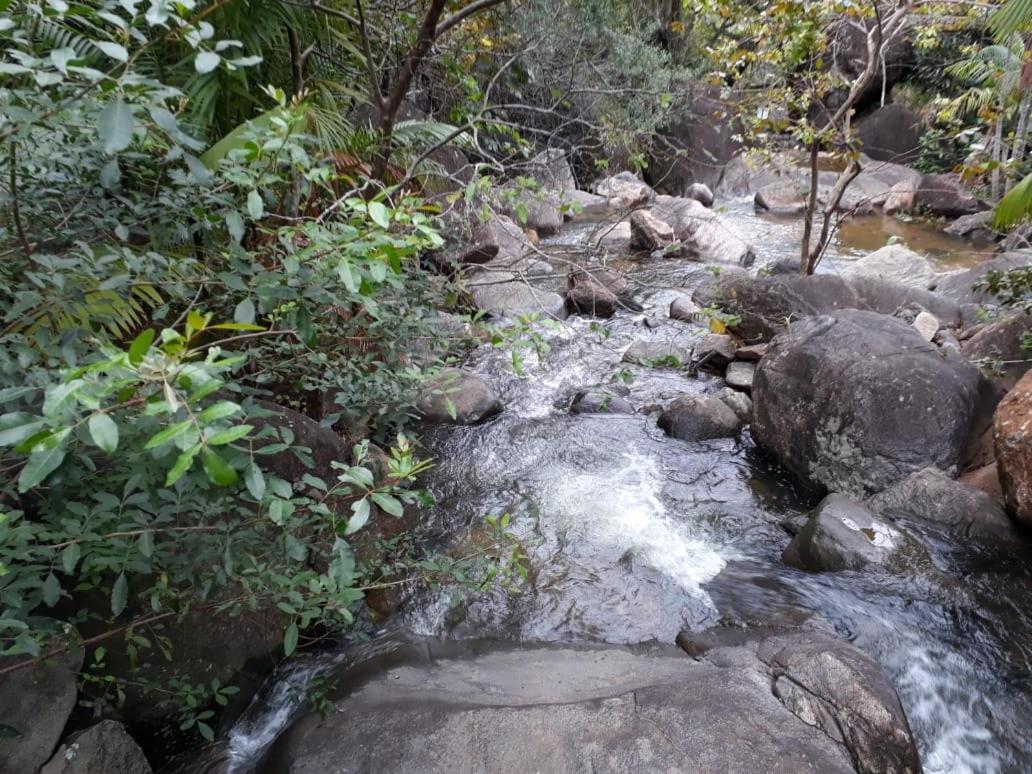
[457,215,529,264]
[646,89,743,193]
[559,189,609,219]
[464,269,567,320]
[418,369,502,425]
[866,467,1017,541]
[843,244,938,289]
[782,494,926,573]
[961,312,1032,390]
[268,639,917,773]
[856,104,923,163]
[652,195,755,266]
[251,401,350,484]
[832,19,912,103]
[753,310,999,496]
[687,182,714,207]
[41,720,151,774]
[914,173,982,218]
[526,148,577,192]
[755,632,921,774]
[592,172,654,210]
[629,209,675,252]
[0,646,83,774]
[754,180,806,214]
[658,394,742,440]
[944,210,996,241]
[694,272,964,344]
[995,370,1032,526]
[501,191,563,237]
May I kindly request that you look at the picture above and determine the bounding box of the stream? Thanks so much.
[222,202,1032,774]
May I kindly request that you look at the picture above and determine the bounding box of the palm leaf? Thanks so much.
[989,0,1032,40]
[993,172,1032,229]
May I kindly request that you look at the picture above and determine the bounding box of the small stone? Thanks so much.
[658,394,742,440]
[570,389,634,415]
[692,333,736,369]
[419,369,502,425]
[725,361,755,392]
[716,387,752,423]
[669,296,701,322]
[566,281,619,318]
[912,311,940,341]
[735,343,768,361]
[622,341,691,367]
[629,209,676,252]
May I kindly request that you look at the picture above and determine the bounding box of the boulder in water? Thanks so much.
[629,209,676,252]
[844,244,938,289]
[41,720,151,774]
[716,387,753,423]
[687,182,714,207]
[782,494,925,572]
[856,104,923,163]
[725,361,756,392]
[866,467,1018,541]
[570,388,634,415]
[270,640,914,773]
[566,279,619,318]
[658,394,742,440]
[652,195,755,266]
[995,370,1032,526]
[465,269,567,320]
[458,215,528,264]
[692,332,736,369]
[914,173,982,218]
[622,340,691,367]
[560,189,609,219]
[752,310,998,496]
[527,148,577,192]
[754,180,806,214]
[669,295,702,322]
[419,369,502,425]
[592,172,654,209]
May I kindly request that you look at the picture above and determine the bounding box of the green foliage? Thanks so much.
[993,172,1032,229]
[975,266,1032,313]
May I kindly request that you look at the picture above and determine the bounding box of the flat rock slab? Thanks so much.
[272,646,859,774]
[725,361,756,392]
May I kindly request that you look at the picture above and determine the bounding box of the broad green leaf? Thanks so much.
[88,413,119,454]
[111,572,128,617]
[61,543,80,574]
[50,46,76,73]
[234,298,255,324]
[367,201,390,229]
[283,621,299,656]
[99,158,121,188]
[18,444,66,492]
[0,413,45,447]
[329,538,355,589]
[197,401,240,423]
[244,462,265,500]
[246,189,264,220]
[207,424,252,445]
[371,492,404,518]
[93,41,128,62]
[195,51,220,73]
[226,211,245,242]
[98,99,134,154]
[345,498,370,535]
[42,573,60,607]
[145,420,192,450]
[138,530,154,558]
[128,328,155,366]
[184,153,213,185]
[165,445,201,486]
[202,451,238,486]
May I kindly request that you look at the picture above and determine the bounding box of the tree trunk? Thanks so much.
[1007,89,1031,188]
[800,140,821,272]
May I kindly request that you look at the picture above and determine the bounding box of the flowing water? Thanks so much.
[222,205,1032,774]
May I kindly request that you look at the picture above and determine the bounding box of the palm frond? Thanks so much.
[993,172,1032,229]
[989,0,1032,40]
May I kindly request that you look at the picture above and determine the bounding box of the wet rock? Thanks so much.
[961,312,1032,390]
[418,369,502,425]
[458,215,528,264]
[270,644,867,774]
[914,173,982,219]
[465,270,567,320]
[692,333,736,369]
[694,271,964,344]
[782,494,925,573]
[843,244,938,289]
[560,189,609,218]
[502,191,563,237]
[752,310,999,496]
[912,310,940,341]
[41,720,151,774]
[883,180,917,215]
[934,253,1028,305]
[856,103,923,164]
[716,387,753,423]
[592,171,654,209]
[866,467,1017,542]
[756,632,922,774]
[932,328,961,354]
[754,180,805,214]
[594,219,632,249]
[960,463,1006,508]
[570,388,634,415]
[622,340,691,367]
[945,210,996,241]
[995,370,1032,526]
[566,280,619,318]
[1000,223,1031,251]
[652,195,755,266]
[736,343,768,361]
[629,209,675,252]
[0,646,83,774]
[658,394,742,440]
[725,361,756,392]
[568,268,637,310]
[687,182,714,207]
[669,295,702,322]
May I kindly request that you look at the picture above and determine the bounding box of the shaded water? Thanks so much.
[227,204,1032,774]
